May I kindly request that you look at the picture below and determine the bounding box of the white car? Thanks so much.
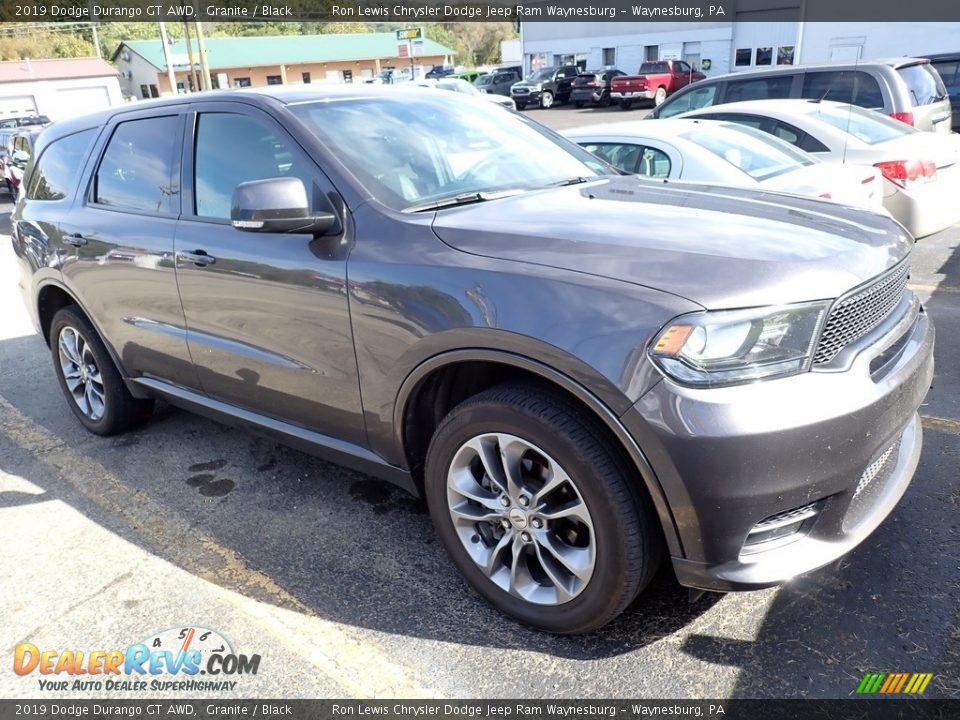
[410,78,516,110]
[675,99,960,238]
[564,119,884,212]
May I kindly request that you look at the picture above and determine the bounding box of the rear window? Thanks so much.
[640,62,670,74]
[897,63,948,107]
[801,71,884,108]
[682,123,813,181]
[805,104,915,145]
[658,84,718,118]
[931,60,959,89]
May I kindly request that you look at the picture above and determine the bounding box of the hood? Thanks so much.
[430,176,912,310]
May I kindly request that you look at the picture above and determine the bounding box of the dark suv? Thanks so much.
[510,65,580,109]
[13,87,934,633]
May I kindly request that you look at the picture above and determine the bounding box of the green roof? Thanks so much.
[117,33,454,70]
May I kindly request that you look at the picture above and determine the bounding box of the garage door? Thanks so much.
[54,86,111,118]
[0,95,38,118]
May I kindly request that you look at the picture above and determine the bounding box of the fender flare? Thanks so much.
[393,348,684,558]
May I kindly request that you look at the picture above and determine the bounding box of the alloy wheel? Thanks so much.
[541,92,554,109]
[445,432,596,605]
[58,326,106,421]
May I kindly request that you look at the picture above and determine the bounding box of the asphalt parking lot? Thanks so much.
[1,103,958,700]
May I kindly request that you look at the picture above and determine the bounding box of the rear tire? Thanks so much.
[424,382,663,634]
[654,87,667,106]
[600,91,612,108]
[50,306,154,436]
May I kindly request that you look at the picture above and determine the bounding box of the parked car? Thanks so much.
[425,65,456,79]
[0,130,12,194]
[5,127,41,195]
[454,70,488,84]
[648,58,953,133]
[678,99,960,238]
[571,68,627,108]
[611,60,706,109]
[510,65,579,109]
[14,86,933,633]
[411,78,516,110]
[564,118,885,212]
[925,52,960,131]
[475,70,521,97]
[0,114,51,129]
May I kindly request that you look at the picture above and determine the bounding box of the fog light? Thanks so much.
[743,502,820,550]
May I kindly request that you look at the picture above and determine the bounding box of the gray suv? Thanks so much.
[12,87,934,633]
[650,58,953,133]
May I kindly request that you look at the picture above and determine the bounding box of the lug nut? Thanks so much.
[499,496,510,507]
[501,519,510,530]
[531,518,543,529]
[520,531,532,543]
[518,495,530,507]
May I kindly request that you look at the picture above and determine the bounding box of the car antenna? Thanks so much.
[841,55,859,166]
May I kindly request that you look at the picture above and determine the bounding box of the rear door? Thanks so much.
[173,102,365,444]
[58,108,199,390]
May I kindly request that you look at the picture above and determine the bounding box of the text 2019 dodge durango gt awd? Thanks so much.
[12,87,934,633]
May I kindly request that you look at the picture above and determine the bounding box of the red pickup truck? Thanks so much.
[610,60,706,110]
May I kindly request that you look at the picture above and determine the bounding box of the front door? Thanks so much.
[173,105,365,444]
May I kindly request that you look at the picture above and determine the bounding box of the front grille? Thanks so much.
[750,502,820,534]
[844,434,903,532]
[512,88,530,95]
[813,259,910,365]
[853,440,899,501]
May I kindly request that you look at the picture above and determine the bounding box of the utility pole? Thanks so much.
[194,21,212,91]
[182,21,200,92]
[158,22,178,96]
[90,23,101,59]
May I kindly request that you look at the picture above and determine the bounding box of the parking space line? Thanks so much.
[0,393,437,699]
[920,414,960,434]
[908,283,960,295]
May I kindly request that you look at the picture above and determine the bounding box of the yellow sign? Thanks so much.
[397,28,422,41]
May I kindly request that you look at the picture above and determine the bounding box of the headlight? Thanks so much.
[649,301,830,387]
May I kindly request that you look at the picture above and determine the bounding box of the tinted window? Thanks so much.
[640,62,670,74]
[931,60,959,89]
[735,49,752,67]
[725,76,794,102]
[801,70,884,108]
[897,63,947,107]
[26,129,96,201]
[194,112,316,220]
[95,116,179,214]
[658,84,718,117]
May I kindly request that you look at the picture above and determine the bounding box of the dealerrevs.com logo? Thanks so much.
[13,626,261,692]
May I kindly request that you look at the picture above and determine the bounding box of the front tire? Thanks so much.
[515,102,526,111]
[540,91,554,109]
[50,306,154,436]
[424,383,663,634]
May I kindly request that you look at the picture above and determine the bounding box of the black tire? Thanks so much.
[574,101,585,109]
[49,305,154,436]
[424,382,663,634]
[600,91,612,108]
[619,100,633,111]
[515,102,526,111]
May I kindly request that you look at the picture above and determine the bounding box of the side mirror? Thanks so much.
[12,150,29,166]
[230,177,338,235]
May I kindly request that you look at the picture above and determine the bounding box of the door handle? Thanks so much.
[178,250,216,267]
[65,233,88,247]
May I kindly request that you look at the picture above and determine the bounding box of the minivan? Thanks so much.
[649,58,952,133]
[926,52,960,131]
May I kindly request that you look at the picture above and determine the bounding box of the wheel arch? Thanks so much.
[394,349,684,557]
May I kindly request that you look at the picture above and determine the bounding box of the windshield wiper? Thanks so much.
[541,176,594,188]
[406,189,526,213]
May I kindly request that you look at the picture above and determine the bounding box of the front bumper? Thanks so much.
[511,89,541,104]
[623,300,935,592]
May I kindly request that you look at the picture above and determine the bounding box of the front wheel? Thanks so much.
[514,102,526,111]
[50,306,154,435]
[540,91,554,109]
[600,91,612,108]
[425,383,663,634]
[574,101,584,109]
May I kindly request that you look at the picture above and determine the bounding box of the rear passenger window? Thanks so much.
[801,71,884,108]
[724,76,793,103]
[27,129,96,201]
[95,116,180,214]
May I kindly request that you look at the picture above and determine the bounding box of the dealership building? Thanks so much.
[112,32,455,100]
[520,14,960,77]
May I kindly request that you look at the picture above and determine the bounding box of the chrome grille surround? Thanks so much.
[813,259,911,366]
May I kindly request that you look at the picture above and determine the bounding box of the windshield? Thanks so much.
[525,68,554,83]
[807,104,915,144]
[290,94,609,211]
[683,123,814,181]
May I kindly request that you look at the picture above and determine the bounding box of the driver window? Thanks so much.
[194,112,315,219]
